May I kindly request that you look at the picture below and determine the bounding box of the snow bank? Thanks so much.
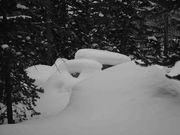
[1,62,180,135]
[75,48,130,65]
[154,64,171,73]
[1,44,9,49]
[27,58,102,87]
[16,3,29,9]
[28,69,78,116]
[26,64,70,116]
[0,15,32,19]
[26,65,52,87]
[57,59,102,79]
[167,61,180,77]
[26,58,102,116]
[51,58,68,74]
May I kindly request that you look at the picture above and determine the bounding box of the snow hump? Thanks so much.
[1,62,180,135]
[75,48,130,65]
[167,60,180,77]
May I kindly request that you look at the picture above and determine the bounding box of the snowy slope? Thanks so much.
[1,62,180,135]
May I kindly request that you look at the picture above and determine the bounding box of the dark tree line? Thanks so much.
[0,0,180,124]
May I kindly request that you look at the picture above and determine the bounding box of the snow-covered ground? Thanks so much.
[1,59,180,135]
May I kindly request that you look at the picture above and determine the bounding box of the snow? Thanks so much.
[51,58,68,74]
[167,61,180,77]
[51,58,102,80]
[16,3,29,10]
[16,52,22,55]
[25,58,102,116]
[26,58,102,88]
[56,59,102,79]
[1,61,180,135]
[26,36,31,40]
[154,65,171,73]
[0,15,32,20]
[75,49,130,65]
[148,35,157,41]
[99,12,104,17]
[26,64,75,116]
[26,65,65,116]
[26,65,52,87]
[1,44,9,49]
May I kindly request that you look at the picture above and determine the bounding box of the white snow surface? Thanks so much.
[0,15,32,20]
[75,48,130,65]
[167,60,180,77]
[16,3,29,9]
[34,70,78,116]
[26,65,52,87]
[56,58,102,79]
[148,36,157,41]
[1,62,180,135]
[1,44,9,49]
[154,64,171,74]
[27,58,102,87]
[25,58,102,116]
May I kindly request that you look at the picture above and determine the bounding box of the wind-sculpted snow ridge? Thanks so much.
[1,62,180,135]
[75,48,130,65]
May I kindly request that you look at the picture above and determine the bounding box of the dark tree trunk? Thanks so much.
[2,4,14,123]
[4,60,14,124]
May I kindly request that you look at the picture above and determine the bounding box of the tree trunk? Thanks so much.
[4,58,14,124]
[1,0,14,124]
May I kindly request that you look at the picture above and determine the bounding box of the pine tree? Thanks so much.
[0,0,50,124]
[132,0,180,66]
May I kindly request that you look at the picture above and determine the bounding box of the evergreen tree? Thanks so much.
[132,0,180,66]
[0,0,50,124]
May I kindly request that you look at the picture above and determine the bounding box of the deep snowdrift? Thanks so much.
[1,62,180,135]
[26,58,102,116]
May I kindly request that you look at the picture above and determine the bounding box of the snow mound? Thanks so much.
[167,61,180,77]
[16,3,29,9]
[26,64,71,116]
[1,62,180,135]
[57,59,102,79]
[30,69,78,116]
[75,48,130,65]
[26,59,102,116]
[26,65,52,87]
[1,44,9,49]
[154,64,171,73]
[51,58,68,74]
